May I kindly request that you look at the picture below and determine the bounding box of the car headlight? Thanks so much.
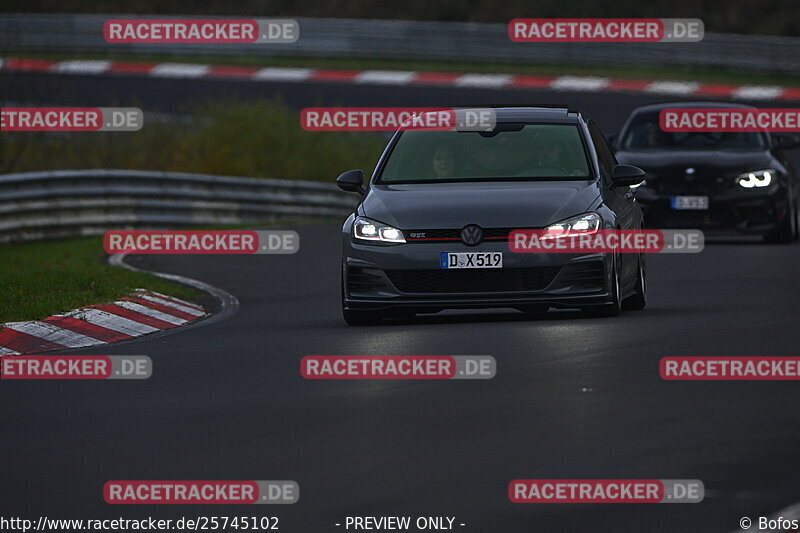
[543,212,601,238]
[737,169,775,188]
[353,216,406,244]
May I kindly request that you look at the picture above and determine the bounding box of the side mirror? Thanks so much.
[611,164,646,187]
[336,169,365,193]
[772,133,800,150]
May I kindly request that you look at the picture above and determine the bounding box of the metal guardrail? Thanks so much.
[1,14,800,74]
[0,169,357,243]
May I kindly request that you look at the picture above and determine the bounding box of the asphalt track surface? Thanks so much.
[2,71,800,532]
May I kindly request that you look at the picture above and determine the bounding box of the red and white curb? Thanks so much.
[2,57,800,101]
[0,289,206,355]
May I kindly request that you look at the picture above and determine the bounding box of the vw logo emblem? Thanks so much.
[685,167,696,175]
[461,224,483,246]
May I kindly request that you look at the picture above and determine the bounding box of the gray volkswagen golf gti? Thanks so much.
[336,107,647,325]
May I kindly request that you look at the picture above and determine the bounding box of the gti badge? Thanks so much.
[461,224,483,246]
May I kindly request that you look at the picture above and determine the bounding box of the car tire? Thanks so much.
[765,197,797,244]
[584,254,622,318]
[622,253,647,311]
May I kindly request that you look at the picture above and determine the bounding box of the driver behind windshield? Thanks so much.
[533,131,564,169]
[379,125,591,183]
[431,144,457,178]
[530,130,586,176]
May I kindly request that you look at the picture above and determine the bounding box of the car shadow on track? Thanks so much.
[375,308,634,326]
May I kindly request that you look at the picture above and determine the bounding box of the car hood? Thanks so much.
[360,180,601,229]
[615,149,774,177]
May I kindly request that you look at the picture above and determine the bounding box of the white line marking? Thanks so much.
[0,347,22,355]
[550,76,610,91]
[134,294,205,317]
[150,63,211,78]
[4,321,105,348]
[454,74,513,88]
[355,70,416,85]
[63,308,159,336]
[52,60,112,74]
[112,300,187,325]
[134,288,204,312]
[252,67,313,81]
[645,81,700,95]
[732,85,784,100]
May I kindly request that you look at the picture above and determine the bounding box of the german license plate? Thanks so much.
[440,252,503,269]
[671,196,709,210]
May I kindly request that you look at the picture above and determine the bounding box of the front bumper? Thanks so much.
[342,239,613,312]
[635,184,790,234]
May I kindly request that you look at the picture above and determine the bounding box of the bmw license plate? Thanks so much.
[440,252,503,269]
[671,196,709,210]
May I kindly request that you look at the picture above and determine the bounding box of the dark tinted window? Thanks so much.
[378,124,591,183]
[620,110,766,150]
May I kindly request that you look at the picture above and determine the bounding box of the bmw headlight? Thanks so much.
[353,217,406,244]
[737,169,775,188]
[544,212,601,238]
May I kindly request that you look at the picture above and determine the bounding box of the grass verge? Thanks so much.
[0,100,387,177]
[0,237,204,323]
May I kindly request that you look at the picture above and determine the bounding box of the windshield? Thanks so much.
[621,111,767,151]
[377,124,591,183]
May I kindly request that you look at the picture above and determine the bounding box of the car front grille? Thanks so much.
[405,228,513,243]
[654,176,732,196]
[385,267,560,294]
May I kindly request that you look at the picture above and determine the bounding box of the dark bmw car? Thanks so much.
[336,107,647,325]
[614,102,800,242]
